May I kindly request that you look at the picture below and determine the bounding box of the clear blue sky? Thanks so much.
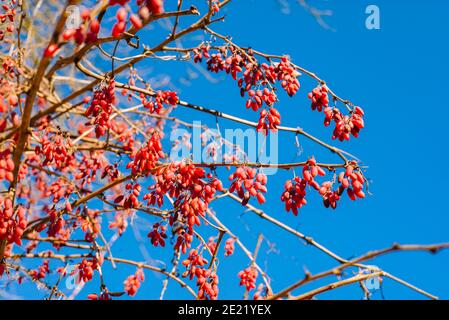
[5,0,449,300]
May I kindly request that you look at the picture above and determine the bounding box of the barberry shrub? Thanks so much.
[0,0,446,301]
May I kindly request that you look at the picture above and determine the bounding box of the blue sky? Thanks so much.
[4,0,449,300]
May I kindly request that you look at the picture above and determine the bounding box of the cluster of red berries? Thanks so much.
[256,107,281,135]
[35,135,74,168]
[238,266,258,291]
[0,198,27,246]
[308,85,365,141]
[281,158,325,215]
[302,157,327,188]
[316,164,365,209]
[74,154,104,187]
[112,7,128,37]
[111,0,160,37]
[326,106,365,141]
[147,222,167,247]
[193,46,300,131]
[281,176,307,215]
[85,79,116,138]
[229,166,267,205]
[30,260,50,281]
[124,268,145,296]
[246,88,277,111]
[114,182,141,209]
[126,130,164,175]
[141,90,179,114]
[282,158,366,213]
[0,2,16,41]
[182,249,219,300]
[340,163,366,201]
[224,238,235,257]
[110,0,164,29]
[308,85,330,112]
[182,249,208,280]
[62,9,100,45]
[45,179,75,204]
[318,181,341,209]
[76,258,98,283]
[0,150,14,182]
[101,163,120,182]
[45,208,67,239]
[144,162,223,253]
[274,57,301,97]
[78,209,101,242]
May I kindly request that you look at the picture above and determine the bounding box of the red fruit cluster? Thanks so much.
[224,238,235,257]
[0,199,27,246]
[126,130,164,175]
[193,46,210,63]
[35,135,73,168]
[62,9,100,45]
[193,47,300,131]
[318,181,341,209]
[30,260,50,281]
[45,208,67,239]
[302,157,326,188]
[238,266,258,291]
[0,2,16,41]
[45,179,75,204]
[197,269,219,300]
[85,79,116,138]
[307,85,365,141]
[341,163,366,201]
[317,164,365,209]
[256,108,281,135]
[144,162,223,253]
[114,182,141,209]
[78,209,101,241]
[112,7,127,37]
[182,249,219,300]
[147,222,167,247]
[76,258,98,283]
[281,158,326,215]
[229,167,267,205]
[182,249,208,280]
[0,151,14,182]
[276,56,301,97]
[246,88,277,111]
[141,90,179,114]
[281,177,307,215]
[101,163,120,182]
[74,154,104,186]
[124,268,145,296]
[323,106,365,141]
[308,85,329,112]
